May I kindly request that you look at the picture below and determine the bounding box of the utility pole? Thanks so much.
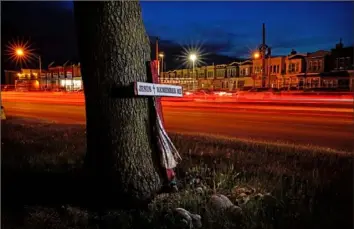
[156,37,159,76]
[38,56,42,90]
[160,55,164,73]
[48,61,55,90]
[261,23,266,88]
[39,56,42,76]
[267,47,272,88]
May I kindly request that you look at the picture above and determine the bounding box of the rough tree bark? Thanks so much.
[74,1,163,208]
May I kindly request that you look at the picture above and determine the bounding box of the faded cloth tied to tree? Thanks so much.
[150,60,182,170]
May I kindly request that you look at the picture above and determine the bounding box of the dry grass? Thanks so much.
[1,117,353,229]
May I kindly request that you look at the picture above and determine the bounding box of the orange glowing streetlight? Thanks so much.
[253,51,260,59]
[6,40,36,68]
[16,48,24,56]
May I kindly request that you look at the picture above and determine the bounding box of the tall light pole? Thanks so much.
[48,61,55,90]
[259,23,270,88]
[156,37,160,75]
[253,51,261,89]
[267,47,272,88]
[159,52,164,76]
[189,53,197,91]
[15,48,24,69]
[38,55,42,82]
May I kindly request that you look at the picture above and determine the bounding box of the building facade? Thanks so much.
[284,53,307,89]
[331,39,353,71]
[160,41,353,91]
[3,64,83,91]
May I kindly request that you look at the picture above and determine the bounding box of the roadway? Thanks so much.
[1,92,353,151]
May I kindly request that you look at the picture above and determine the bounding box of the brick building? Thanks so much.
[330,39,353,71]
[284,52,307,89]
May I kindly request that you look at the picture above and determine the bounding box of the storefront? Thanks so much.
[52,72,59,90]
[59,77,82,91]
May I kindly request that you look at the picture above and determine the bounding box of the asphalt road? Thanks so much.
[2,92,353,151]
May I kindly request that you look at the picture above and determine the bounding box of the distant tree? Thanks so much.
[74,1,163,208]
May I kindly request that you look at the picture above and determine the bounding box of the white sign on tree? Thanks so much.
[134,79,183,171]
[135,82,183,97]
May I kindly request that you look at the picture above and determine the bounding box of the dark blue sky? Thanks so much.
[2,1,353,71]
[141,1,353,57]
[60,1,353,57]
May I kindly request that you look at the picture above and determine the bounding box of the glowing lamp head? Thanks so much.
[189,53,197,62]
[16,48,24,56]
[159,53,164,58]
[253,52,260,59]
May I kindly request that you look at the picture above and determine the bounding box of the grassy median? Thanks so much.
[1,117,353,229]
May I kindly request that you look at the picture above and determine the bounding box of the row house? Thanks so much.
[197,66,206,79]
[331,39,353,71]
[214,65,227,89]
[252,56,286,88]
[268,56,286,88]
[228,60,254,90]
[206,65,215,79]
[297,50,331,89]
[239,60,253,77]
[284,53,307,89]
[329,40,354,90]
[215,64,227,79]
[306,50,331,73]
[227,62,239,78]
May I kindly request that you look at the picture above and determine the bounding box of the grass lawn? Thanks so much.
[1,117,353,229]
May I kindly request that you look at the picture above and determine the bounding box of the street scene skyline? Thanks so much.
[2,1,353,71]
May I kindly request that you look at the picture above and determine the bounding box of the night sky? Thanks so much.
[1,1,353,74]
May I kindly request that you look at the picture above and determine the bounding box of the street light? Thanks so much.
[189,53,197,66]
[16,48,24,56]
[253,52,260,59]
[189,53,197,91]
[6,40,36,70]
[252,51,261,89]
[159,52,164,76]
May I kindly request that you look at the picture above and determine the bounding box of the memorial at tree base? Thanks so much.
[135,60,183,191]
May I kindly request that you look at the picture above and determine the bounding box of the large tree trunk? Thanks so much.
[74,1,163,208]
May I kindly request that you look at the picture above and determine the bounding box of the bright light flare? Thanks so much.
[16,48,24,56]
[189,53,197,62]
[5,39,36,67]
[253,52,260,59]
[159,53,164,58]
[175,40,209,69]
